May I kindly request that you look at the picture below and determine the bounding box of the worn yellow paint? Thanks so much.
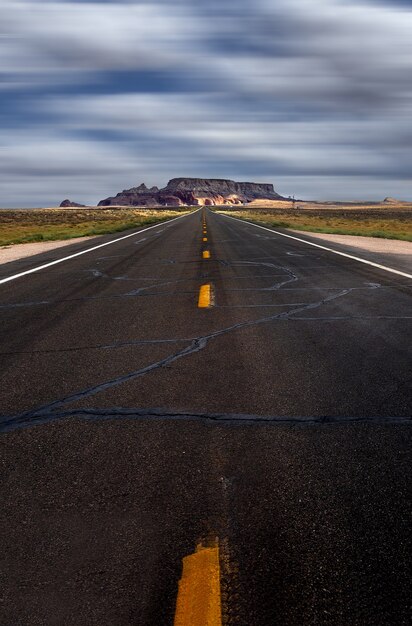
[203,250,210,259]
[174,544,222,626]
[198,284,211,308]
[203,237,208,242]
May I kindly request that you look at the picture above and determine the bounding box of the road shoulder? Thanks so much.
[287,229,412,275]
[0,236,97,266]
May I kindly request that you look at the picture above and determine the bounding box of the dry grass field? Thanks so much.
[1,203,411,247]
[217,203,412,241]
[0,207,191,247]
[246,199,412,211]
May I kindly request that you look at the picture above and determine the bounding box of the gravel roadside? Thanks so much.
[288,229,412,274]
[0,236,96,265]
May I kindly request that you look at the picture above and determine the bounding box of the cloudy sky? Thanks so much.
[1,0,411,206]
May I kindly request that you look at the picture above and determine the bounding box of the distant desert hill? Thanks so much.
[383,197,405,204]
[98,177,285,207]
[60,199,87,208]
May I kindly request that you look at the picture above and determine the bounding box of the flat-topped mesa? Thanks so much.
[98,177,284,207]
[163,178,282,205]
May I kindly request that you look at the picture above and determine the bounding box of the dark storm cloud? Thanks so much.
[0,0,411,205]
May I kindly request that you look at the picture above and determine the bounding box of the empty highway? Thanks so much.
[0,208,411,625]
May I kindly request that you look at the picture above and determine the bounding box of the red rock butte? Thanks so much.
[98,177,285,207]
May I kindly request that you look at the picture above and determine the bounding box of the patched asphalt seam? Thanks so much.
[0,407,410,433]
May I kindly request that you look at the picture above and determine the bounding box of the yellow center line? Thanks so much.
[203,250,210,259]
[174,543,222,626]
[203,237,208,242]
[198,284,211,308]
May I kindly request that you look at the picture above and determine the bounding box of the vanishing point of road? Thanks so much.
[0,208,411,625]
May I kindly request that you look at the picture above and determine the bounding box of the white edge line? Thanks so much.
[0,209,200,286]
[220,213,412,280]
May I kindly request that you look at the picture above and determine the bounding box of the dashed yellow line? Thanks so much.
[199,219,212,306]
[198,284,211,308]
[174,543,222,626]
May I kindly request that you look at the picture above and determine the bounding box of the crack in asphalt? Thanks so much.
[0,252,383,311]
[2,312,409,357]
[1,406,410,433]
[0,284,372,310]
[125,276,199,296]
[292,315,412,320]
[225,260,298,291]
[0,263,298,310]
[217,302,310,308]
[1,287,353,423]
[0,338,193,356]
[1,241,401,429]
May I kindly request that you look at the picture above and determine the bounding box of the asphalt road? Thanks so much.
[0,208,411,625]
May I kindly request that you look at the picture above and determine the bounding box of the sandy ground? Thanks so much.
[0,236,96,265]
[290,230,412,273]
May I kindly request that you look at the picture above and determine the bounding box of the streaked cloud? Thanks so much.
[0,0,411,205]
